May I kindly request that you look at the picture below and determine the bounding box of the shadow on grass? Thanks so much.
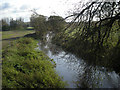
[24,33,39,39]
[1,33,38,41]
[2,33,38,48]
[2,37,21,41]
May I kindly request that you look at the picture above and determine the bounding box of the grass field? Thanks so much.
[1,30,35,48]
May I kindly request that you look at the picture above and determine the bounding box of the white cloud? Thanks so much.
[0,0,80,22]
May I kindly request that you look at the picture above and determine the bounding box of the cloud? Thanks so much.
[0,3,11,10]
[20,5,29,10]
[0,0,80,22]
[11,8,25,14]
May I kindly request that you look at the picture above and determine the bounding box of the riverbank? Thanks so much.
[2,30,66,88]
[51,25,120,75]
[37,33,120,88]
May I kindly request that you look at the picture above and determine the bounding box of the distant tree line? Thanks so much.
[1,17,28,31]
[30,12,66,40]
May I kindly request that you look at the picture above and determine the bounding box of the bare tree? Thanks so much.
[65,1,120,50]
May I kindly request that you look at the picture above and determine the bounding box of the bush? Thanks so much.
[2,37,66,88]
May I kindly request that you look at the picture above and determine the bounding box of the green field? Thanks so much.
[1,30,35,48]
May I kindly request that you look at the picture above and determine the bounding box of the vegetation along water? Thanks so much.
[2,33,66,88]
[1,1,120,88]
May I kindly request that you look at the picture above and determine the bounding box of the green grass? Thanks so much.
[2,37,66,88]
[1,30,66,88]
[1,30,35,48]
[27,27,34,30]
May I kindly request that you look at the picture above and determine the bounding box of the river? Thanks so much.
[36,33,120,88]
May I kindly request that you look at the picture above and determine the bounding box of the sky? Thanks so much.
[0,0,82,22]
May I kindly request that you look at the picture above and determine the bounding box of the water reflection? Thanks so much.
[37,33,120,88]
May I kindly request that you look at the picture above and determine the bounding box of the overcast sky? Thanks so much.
[0,0,83,22]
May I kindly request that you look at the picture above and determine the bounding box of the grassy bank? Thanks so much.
[2,30,66,88]
[2,37,66,88]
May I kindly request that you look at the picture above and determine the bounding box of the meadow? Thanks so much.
[2,30,35,48]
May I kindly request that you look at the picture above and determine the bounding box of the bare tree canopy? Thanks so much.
[65,1,120,49]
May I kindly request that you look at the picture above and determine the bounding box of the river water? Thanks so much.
[37,33,120,88]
